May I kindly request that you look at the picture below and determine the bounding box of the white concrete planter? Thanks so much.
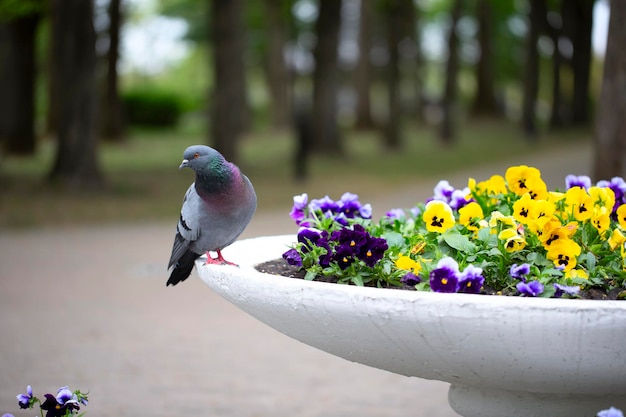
[197,235,626,417]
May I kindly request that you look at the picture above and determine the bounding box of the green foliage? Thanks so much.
[122,88,184,128]
[0,0,43,22]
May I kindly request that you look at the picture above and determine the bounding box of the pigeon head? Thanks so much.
[179,145,224,172]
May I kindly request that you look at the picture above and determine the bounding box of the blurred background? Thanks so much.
[0,0,623,228]
[1,2,624,416]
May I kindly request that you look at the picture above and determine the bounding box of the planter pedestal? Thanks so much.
[198,235,626,417]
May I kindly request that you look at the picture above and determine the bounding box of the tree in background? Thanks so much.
[210,0,248,163]
[439,0,463,143]
[521,0,546,139]
[311,0,342,153]
[354,0,374,130]
[593,0,626,180]
[471,0,498,117]
[101,0,125,141]
[0,1,41,155]
[48,0,103,187]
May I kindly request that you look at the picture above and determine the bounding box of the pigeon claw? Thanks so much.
[204,250,239,267]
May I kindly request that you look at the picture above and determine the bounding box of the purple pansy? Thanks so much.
[17,385,33,409]
[553,283,580,298]
[40,387,81,417]
[289,193,309,225]
[401,272,421,286]
[429,257,460,293]
[333,245,355,270]
[358,234,388,267]
[433,180,455,201]
[458,265,484,294]
[449,188,471,211]
[282,248,302,267]
[516,280,544,297]
[510,263,531,280]
[309,195,340,215]
[565,174,592,190]
[385,208,406,220]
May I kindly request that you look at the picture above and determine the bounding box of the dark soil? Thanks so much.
[256,259,625,300]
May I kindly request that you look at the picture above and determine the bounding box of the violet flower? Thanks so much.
[401,272,421,286]
[565,174,592,190]
[597,407,624,417]
[554,283,581,298]
[516,280,544,297]
[458,265,484,294]
[429,257,460,293]
[282,248,302,267]
[17,385,33,409]
[289,193,308,225]
[510,263,531,280]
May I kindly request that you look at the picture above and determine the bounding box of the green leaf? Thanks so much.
[304,270,317,281]
[383,231,405,248]
[442,230,476,253]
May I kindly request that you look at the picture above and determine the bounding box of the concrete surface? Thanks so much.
[0,142,592,417]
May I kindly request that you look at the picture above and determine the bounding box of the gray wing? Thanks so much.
[168,184,201,269]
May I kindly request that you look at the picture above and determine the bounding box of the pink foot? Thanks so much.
[203,250,238,267]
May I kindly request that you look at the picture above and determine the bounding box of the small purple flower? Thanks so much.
[516,280,544,297]
[565,174,592,190]
[433,180,455,202]
[429,257,460,293]
[597,407,624,417]
[56,387,76,407]
[17,385,33,409]
[401,272,421,286]
[449,188,471,210]
[41,388,81,417]
[510,263,531,280]
[385,208,406,220]
[359,203,372,219]
[289,193,308,225]
[331,225,368,254]
[309,195,339,215]
[553,283,580,298]
[409,207,422,218]
[458,265,484,294]
[282,248,302,267]
[297,227,325,250]
[333,245,355,270]
[338,192,362,218]
[358,235,388,267]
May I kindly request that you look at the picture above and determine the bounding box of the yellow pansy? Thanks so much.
[617,204,626,230]
[608,228,626,251]
[423,200,455,233]
[565,268,588,280]
[505,165,542,196]
[591,206,611,234]
[589,186,615,212]
[513,193,534,225]
[489,211,517,229]
[458,202,484,231]
[547,238,581,272]
[564,186,593,222]
[526,176,548,201]
[395,255,422,274]
[498,228,526,252]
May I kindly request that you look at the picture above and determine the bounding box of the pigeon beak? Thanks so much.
[179,159,189,170]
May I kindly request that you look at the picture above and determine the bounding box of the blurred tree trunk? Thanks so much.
[312,0,342,154]
[547,7,564,129]
[569,0,594,125]
[0,13,40,155]
[521,0,546,139]
[471,0,498,117]
[439,0,463,144]
[383,0,415,150]
[101,0,125,141]
[48,0,103,187]
[593,0,626,180]
[354,0,374,130]
[262,0,290,130]
[210,0,248,163]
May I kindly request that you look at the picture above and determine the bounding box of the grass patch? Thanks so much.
[0,121,591,229]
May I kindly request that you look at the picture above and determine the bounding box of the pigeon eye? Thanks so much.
[193,153,200,159]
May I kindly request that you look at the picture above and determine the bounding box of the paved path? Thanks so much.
[0,142,592,417]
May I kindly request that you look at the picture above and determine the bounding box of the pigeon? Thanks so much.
[167,145,257,286]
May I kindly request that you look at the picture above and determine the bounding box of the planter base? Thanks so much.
[449,384,626,417]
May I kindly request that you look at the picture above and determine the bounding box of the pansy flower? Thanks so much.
[591,206,611,234]
[510,263,530,280]
[423,200,455,233]
[553,283,581,298]
[358,235,388,267]
[458,201,484,231]
[17,385,33,409]
[565,186,593,222]
[547,238,581,272]
[597,407,625,417]
[608,228,626,251]
[597,177,626,213]
[458,265,484,294]
[289,193,309,225]
[429,257,460,293]
[401,272,421,286]
[505,165,542,196]
[512,193,534,224]
[498,228,526,252]
[565,174,592,190]
[516,280,544,297]
[282,248,302,267]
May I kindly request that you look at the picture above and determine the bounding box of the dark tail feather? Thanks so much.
[167,250,200,286]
